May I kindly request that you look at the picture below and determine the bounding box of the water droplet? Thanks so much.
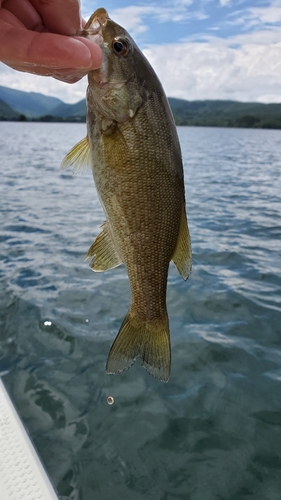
[107,396,114,405]
[44,321,52,326]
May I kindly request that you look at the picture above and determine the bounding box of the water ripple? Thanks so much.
[1,123,281,499]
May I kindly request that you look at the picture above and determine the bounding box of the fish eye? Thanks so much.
[112,38,130,57]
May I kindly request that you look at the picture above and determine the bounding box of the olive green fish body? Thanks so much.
[61,8,192,381]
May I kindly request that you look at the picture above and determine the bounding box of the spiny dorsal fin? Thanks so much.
[172,203,192,280]
[60,136,91,174]
[86,221,122,272]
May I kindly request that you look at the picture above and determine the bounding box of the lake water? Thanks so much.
[0,122,281,500]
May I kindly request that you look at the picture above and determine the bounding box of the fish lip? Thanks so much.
[80,8,108,39]
[91,73,127,90]
[92,78,109,88]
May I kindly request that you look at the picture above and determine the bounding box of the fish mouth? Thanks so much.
[92,75,127,90]
[81,8,108,46]
[92,75,109,88]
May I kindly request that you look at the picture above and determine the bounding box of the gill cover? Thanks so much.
[84,8,143,122]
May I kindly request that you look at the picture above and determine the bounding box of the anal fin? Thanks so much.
[86,222,122,272]
[172,203,192,280]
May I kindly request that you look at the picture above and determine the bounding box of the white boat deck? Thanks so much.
[0,378,59,500]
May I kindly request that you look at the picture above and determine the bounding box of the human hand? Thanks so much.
[0,0,102,83]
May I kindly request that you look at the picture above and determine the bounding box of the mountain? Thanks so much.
[1,85,281,129]
[50,96,281,128]
[0,86,64,118]
[0,98,20,120]
[50,99,86,118]
[168,98,281,128]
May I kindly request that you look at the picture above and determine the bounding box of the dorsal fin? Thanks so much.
[60,136,92,174]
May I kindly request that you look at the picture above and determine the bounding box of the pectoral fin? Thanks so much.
[86,222,122,272]
[172,204,192,280]
[60,136,92,174]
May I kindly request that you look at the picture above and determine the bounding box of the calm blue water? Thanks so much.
[0,122,281,500]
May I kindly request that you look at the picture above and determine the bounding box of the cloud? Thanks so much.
[143,29,281,103]
[1,1,281,105]
[110,6,156,35]
[226,0,281,30]
[219,0,231,6]
[110,2,206,37]
[0,63,88,103]
[2,23,281,105]
[82,1,199,35]
[248,5,281,25]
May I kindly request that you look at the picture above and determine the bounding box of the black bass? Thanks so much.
[61,8,192,382]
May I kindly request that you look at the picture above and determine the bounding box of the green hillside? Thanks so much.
[50,99,86,118]
[0,98,20,120]
[49,97,281,129]
[1,85,281,129]
[169,98,281,128]
[0,85,64,118]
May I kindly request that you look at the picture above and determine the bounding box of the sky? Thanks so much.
[1,0,281,104]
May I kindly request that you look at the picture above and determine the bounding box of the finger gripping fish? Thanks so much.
[61,8,192,382]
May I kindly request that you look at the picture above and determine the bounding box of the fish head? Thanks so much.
[82,8,145,122]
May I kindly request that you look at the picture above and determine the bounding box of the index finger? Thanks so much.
[0,20,102,70]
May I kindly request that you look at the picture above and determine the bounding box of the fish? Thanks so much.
[61,8,192,382]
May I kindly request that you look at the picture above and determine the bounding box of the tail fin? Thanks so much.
[106,312,171,382]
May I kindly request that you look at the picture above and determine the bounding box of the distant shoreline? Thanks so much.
[1,85,281,130]
[1,115,281,130]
